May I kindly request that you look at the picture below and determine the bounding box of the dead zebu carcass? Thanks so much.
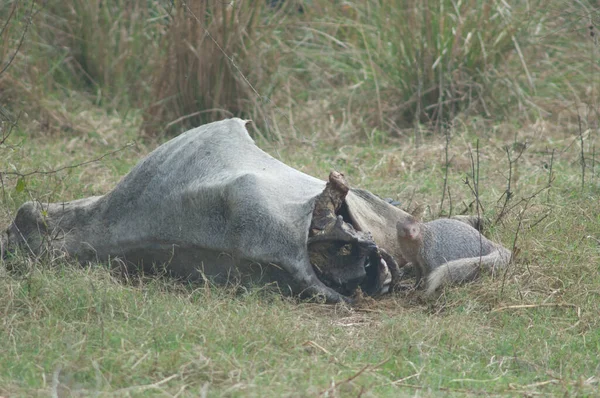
[2,118,413,303]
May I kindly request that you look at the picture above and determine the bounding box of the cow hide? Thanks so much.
[2,118,413,302]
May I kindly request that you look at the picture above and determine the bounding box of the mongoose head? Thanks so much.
[396,216,421,241]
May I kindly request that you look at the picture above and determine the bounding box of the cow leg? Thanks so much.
[284,259,351,304]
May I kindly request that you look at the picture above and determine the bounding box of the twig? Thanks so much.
[447,186,453,217]
[500,194,532,297]
[475,141,482,268]
[592,143,596,187]
[464,144,485,215]
[0,0,43,76]
[1,143,134,178]
[390,373,420,385]
[509,379,559,389]
[528,211,551,229]
[302,340,340,363]
[450,375,503,383]
[390,382,487,395]
[495,137,527,224]
[586,235,600,245]
[466,141,484,271]
[546,148,555,203]
[0,110,21,146]
[505,183,553,215]
[0,226,5,262]
[436,51,444,134]
[354,308,384,314]
[165,108,234,130]
[439,124,451,216]
[491,303,579,313]
[578,113,586,191]
[179,0,300,137]
[413,67,423,148]
[110,374,178,394]
[0,160,6,205]
[0,1,17,42]
[319,365,370,396]
[319,358,390,396]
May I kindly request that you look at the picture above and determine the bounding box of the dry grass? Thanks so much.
[141,0,269,136]
[2,0,572,139]
[1,104,599,396]
[1,0,600,395]
[317,0,537,128]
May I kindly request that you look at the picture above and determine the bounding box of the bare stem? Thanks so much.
[439,125,451,216]
[0,0,41,76]
[578,113,586,192]
[546,148,555,203]
[467,140,483,270]
[495,137,526,224]
[2,143,134,178]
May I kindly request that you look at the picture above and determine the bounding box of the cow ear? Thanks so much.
[403,214,419,225]
[409,203,425,220]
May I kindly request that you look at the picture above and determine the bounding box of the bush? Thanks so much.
[0,0,166,125]
[37,0,164,109]
[140,0,270,137]
[283,0,541,132]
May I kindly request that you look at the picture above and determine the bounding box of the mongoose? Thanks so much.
[396,216,511,294]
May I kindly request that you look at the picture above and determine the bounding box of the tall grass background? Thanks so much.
[3,0,593,139]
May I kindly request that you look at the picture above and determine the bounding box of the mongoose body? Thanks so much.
[396,217,511,294]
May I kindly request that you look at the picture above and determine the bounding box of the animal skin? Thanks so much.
[3,118,414,303]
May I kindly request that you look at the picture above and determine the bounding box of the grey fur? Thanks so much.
[3,118,413,302]
[396,218,511,294]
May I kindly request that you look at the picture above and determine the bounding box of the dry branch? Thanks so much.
[1,143,134,178]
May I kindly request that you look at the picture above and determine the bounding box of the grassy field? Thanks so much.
[2,0,600,396]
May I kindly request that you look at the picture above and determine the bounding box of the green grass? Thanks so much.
[0,259,597,396]
[2,0,600,395]
[1,110,599,395]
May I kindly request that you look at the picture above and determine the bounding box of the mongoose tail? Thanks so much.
[425,247,512,295]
